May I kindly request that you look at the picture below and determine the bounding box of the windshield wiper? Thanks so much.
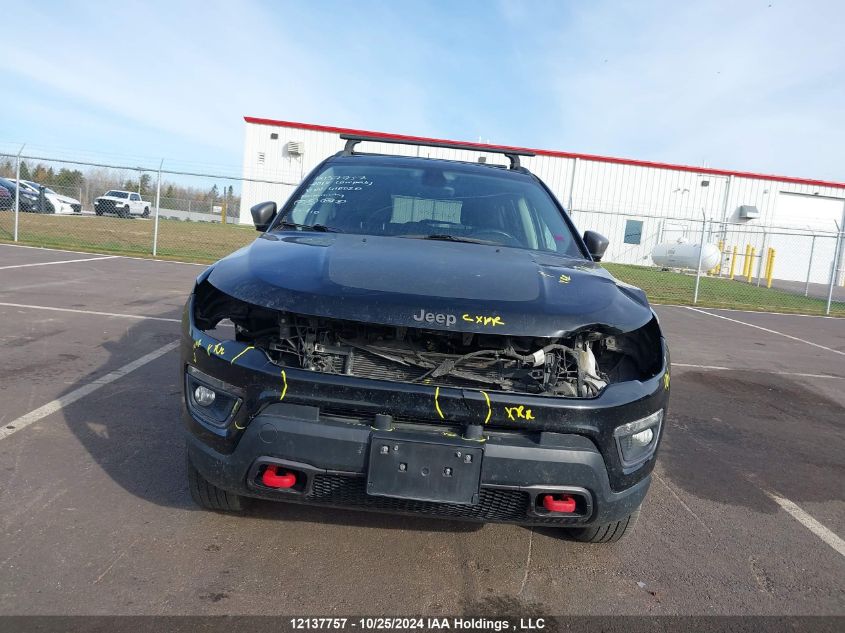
[405,234,492,244]
[277,221,343,233]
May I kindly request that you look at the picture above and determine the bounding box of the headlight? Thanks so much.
[614,409,662,471]
[185,366,241,429]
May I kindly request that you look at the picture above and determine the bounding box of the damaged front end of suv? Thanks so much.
[182,140,670,543]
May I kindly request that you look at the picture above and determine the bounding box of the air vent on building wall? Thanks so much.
[257,152,265,164]
[286,141,304,156]
[739,205,760,219]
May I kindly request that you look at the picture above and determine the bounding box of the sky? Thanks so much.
[1,0,843,182]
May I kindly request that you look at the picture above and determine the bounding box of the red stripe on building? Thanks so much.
[244,116,845,190]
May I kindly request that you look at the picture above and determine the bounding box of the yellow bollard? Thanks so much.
[768,248,774,285]
[746,247,756,282]
[742,244,752,278]
[729,245,738,280]
[766,248,776,288]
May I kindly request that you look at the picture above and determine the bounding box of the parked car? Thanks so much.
[0,184,10,210]
[8,180,52,212]
[94,190,151,218]
[13,180,82,214]
[0,177,53,213]
[181,135,670,543]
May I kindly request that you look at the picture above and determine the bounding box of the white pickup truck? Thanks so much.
[94,190,151,218]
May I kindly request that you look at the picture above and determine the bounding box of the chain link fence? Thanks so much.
[1,149,843,315]
[0,152,296,263]
[570,207,844,315]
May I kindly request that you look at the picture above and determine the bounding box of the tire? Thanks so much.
[186,450,246,512]
[122,205,131,219]
[566,508,640,543]
[142,207,150,218]
[95,209,103,216]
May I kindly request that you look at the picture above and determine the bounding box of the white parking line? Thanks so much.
[0,302,181,323]
[0,341,179,442]
[766,492,845,558]
[0,255,118,270]
[686,307,845,357]
[655,303,841,319]
[672,362,845,380]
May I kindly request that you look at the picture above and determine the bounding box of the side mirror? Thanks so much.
[583,230,609,262]
[250,201,277,232]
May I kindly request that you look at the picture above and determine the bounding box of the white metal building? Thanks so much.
[241,117,845,285]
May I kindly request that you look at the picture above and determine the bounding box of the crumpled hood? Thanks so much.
[206,233,654,337]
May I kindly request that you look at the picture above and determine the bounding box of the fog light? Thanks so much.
[614,410,663,471]
[185,366,241,429]
[193,385,216,407]
[631,428,653,446]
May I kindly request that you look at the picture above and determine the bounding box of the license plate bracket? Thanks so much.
[367,432,483,505]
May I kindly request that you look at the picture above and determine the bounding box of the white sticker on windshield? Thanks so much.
[294,175,373,206]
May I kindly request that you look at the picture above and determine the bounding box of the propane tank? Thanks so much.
[651,239,721,271]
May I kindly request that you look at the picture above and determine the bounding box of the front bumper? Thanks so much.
[53,201,75,214]
[186,404,651,526]
[95,201,120,214]
[19,199,42,212]
[182,295,669,526]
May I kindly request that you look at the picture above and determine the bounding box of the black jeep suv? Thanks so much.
[181,135,670,542]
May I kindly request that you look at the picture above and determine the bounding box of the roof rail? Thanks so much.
[340,133,535,170]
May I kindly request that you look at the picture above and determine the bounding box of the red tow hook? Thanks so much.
[542,494,577,513]
[261,466,297,489]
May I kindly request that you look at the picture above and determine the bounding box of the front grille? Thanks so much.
[307,474,531,522]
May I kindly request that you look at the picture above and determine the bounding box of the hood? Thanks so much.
[206,233,653,337]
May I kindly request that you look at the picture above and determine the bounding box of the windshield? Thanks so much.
[105,191,128,198]
[25,182,57,195]
[276,160,584,257]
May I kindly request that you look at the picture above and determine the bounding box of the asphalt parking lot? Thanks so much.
[0,242,842,616]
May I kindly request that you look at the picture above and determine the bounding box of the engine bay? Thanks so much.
[194,281,662,398]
